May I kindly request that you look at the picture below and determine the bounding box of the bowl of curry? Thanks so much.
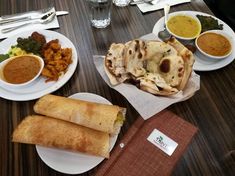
[166,14,201,40]
[195,30,232,59]
[0,54,44,88]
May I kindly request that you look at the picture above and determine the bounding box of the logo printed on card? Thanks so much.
[154,136,167,149]
[147,129,178,156]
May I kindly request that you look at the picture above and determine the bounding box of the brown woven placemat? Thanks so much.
[95,110,198,176]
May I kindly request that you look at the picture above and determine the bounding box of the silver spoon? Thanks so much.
[1,11,56,33]
[158,4,171,41]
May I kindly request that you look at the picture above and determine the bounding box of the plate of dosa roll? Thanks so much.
[12,93,126,174]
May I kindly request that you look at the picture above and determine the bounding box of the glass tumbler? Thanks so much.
[87,0,113,28]
[113,0,131,7]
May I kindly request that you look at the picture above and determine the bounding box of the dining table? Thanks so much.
[0,0,234,175]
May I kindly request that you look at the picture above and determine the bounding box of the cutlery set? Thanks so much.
[1,12,56,33]
[0,7,68,33]
[0,2,166,33]
[1,7,53,19]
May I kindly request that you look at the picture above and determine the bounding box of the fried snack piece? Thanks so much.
[41,39,72,82]
[31,32,46,46]
[12,115,110,158]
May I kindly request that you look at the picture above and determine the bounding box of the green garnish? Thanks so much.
[0,54,9,63]
[16,37,43,56]
[196,15,223,32]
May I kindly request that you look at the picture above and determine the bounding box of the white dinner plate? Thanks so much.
[0,30,78,101]
[152,11,235,71]
[36,92,118,174]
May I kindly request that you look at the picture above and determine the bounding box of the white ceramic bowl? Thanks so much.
[0,54,44,88]
[166,13,202,40]
[195,30,233,59]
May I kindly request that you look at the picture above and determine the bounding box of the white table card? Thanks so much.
[147,129,178,156]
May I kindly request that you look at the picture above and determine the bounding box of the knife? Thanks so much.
[0,11,68,25]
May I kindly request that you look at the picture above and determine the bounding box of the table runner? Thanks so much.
[95,110,198,176]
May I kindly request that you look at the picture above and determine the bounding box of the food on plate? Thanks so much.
[31,31,47,46]
[0,32,45,60]
[41,39,72,82]
[16,32,46,56]
[0,55,43,84]
[166,14,201,40]
[196,31,232,58]
[196,15,223,32]
[8,46,28,57]
[104,38,194,96]
[0,31,73,83]
[12,94,123,158]
[34,94,126,134]
[0,54,9,63]
[12,115,110,158]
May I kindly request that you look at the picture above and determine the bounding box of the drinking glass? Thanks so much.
[87,0,112,28]
[113,0,131,7]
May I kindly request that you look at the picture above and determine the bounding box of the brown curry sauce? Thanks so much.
[197,32,231,57]
[3,55,41,84]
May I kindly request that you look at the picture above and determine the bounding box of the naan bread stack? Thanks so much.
[12,94,126,158]
[104,38,194,96]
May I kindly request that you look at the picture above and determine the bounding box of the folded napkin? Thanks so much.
[0,7,59,39]
[95,110,198,176]
[136,0,191,13]
[93,33,200,120]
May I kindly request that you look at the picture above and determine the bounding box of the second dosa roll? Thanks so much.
[34,94,126,134]
[12,115,110,158]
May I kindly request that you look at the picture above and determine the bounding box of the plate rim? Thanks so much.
[0,29,78,101]
[36,92,118,174]
[152,10,235,71]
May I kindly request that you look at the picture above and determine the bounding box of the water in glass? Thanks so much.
[113,0,130,7]
[87,0,112,28]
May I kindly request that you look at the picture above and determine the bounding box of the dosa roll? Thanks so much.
[12,115,110,158]
[34,94,126,134]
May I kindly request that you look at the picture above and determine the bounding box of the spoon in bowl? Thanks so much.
[1,11,56,33]
[158,4,171,41]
